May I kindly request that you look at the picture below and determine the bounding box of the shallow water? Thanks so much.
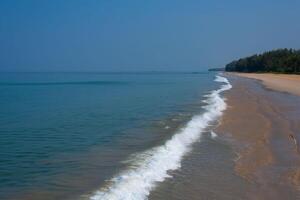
[87,75,233,200]
[149,132,248,200]
[1,72,234,199]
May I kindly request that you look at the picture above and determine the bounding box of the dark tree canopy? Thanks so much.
[225,49,300,73]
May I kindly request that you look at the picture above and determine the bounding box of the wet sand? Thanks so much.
[217,74,300,199]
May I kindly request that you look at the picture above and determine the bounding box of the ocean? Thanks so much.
[0,72,244,200]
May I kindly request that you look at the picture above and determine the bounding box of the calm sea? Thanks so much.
[0,72,244,200]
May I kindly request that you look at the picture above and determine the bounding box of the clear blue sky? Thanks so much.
[0,0,300,72]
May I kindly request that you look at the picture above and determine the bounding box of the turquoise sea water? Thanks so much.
[0,72,221,199]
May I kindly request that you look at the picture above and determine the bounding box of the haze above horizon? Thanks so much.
[0,0,299,72]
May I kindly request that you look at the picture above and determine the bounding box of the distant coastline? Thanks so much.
[225,49,300,74]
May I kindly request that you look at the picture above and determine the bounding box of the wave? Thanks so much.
[0,81,127,86]
[210,131,218,138]
[88,74,232,200]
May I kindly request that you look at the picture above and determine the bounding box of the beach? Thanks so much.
[1,0,300,199]
[217,73,300,199]
[2,72,300,200]
[234,73,300,96]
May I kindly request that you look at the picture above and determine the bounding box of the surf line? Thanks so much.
[88,75,232,200]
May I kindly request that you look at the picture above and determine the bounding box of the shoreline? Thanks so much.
[217,73,300,199]
[86,75,232,200]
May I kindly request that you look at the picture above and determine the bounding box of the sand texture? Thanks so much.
[233,73,300,96]
[217,74,300,199]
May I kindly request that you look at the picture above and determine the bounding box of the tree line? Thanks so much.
[225,49,300,73]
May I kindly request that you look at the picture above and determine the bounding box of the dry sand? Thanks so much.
[217,74,300,199]
[233,73,300,96]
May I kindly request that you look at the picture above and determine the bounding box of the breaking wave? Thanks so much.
[88,75,232,200]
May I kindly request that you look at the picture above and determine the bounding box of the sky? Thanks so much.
[0,0,300,72]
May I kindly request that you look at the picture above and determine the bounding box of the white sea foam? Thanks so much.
[210,131,218,138]
[89,75,232,200]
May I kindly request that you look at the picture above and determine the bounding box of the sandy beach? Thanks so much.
[234,73,300,96]
[217,73,300,199]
